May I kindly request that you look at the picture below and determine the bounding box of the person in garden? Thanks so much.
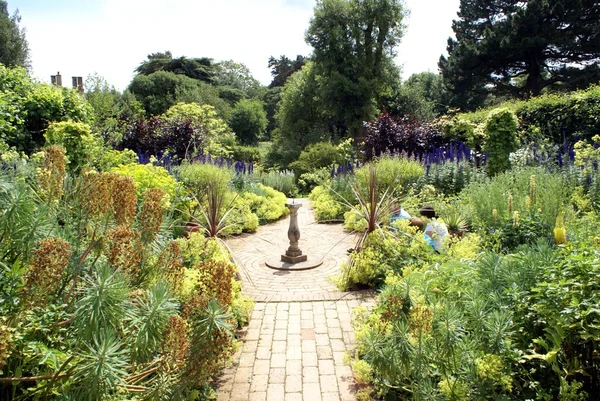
[390,204,411,223]
[419,206,448,252]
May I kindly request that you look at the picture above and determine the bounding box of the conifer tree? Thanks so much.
[440,0,600,109]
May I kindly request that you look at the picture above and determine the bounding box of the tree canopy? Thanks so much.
[440,0,600,109]
[0,1,29,69]
[305,0,405,137]
[127,71,229,117]
[134,51,216,83]
[267,55,306,88]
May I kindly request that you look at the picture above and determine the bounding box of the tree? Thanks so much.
[306,0,405,137]
[268,62,329,167]
[127,71,229,117]
[0,1,29,69]
[440,0,600,108]
[134,51,215,83]
[267,55,306,88]
[228,99,267,145]
[213,60,262,98]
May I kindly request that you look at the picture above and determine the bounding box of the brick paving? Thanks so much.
[217,199,376,401]
[225,199,374,302]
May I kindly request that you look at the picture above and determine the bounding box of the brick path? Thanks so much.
[217,199,375,401]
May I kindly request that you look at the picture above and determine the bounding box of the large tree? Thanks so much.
[267,55,306,88]
[440,0,600,108]
[0,1,29,69]
[134,51,215,83]
[128,71,229,117]
[306,0,405,137]
[213,60,262,98]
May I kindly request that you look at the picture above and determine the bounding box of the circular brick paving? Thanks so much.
[225,199,374,302]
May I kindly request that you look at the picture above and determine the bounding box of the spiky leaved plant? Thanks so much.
[332,163,401,252]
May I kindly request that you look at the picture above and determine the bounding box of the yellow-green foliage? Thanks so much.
[111,163,178,204]
[447,233,481,260]
[44,121,102,170]
[97,148,138,171]
[352,359,374,384]
[338,230,433,290]
[476,354,513,393]
[438,378,471,401]
[344,208,368,231]
[356,156,424,194]
[162,102,232,155]
[177,163,232,199]
[309,185,346,221]
[224,195,259,234]
[243,184,289,222]
[574,135,600,175]
[177,233,230,267]
[177,234,234,294]
[231,280,254,327]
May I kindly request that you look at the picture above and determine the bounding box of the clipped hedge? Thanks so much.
[439,85,600,145]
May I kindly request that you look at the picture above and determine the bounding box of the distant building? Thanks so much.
[50,72,62,86]
[50,72,84,95]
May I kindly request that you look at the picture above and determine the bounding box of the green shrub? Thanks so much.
[229,98,268,145]
[338,229,434,290]
[231,280,254,327]
[96,148,138,171]
[289,141,345,178]
[44,121,102,170]
[309,185,347,222]
[356,156,424,196]
[111,163,178,203]
[243,184,289,222]
[297,167,331,194]
[484,108,518,177]
[461,167,570,233]
[177,162,232,199]
[231,144,261,162]
[260,170,298,197]
[440,85,600,146]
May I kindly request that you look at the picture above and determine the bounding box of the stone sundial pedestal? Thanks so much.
[265,202,323,271]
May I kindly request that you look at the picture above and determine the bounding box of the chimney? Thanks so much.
[51,72,62,86]
[72,76,84,94]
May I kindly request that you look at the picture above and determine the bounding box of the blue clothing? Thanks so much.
[390,208,411,223]
[423,233,435,250]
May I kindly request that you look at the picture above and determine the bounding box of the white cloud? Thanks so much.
[18,0,459,90]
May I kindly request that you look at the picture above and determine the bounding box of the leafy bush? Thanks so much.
[484,108,518,177]
[309,185,347,222]
[441,85,600,146]
[230,144,261,162]
[111,163,178,202]
[0,65,92,154]
[337,228,434,290]
[297,167,331,194]
[96,148,138,171]
[44,121,102,170]
[243,184,289,222]
[289,141,345,178]
[355,156,424,196]
[260,170,298,197]
[229,98,268,145]
[362,112,445,161]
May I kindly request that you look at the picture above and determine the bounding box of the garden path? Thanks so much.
[217,199,375,401]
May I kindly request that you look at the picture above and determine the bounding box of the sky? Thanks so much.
[10,0,460,91]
